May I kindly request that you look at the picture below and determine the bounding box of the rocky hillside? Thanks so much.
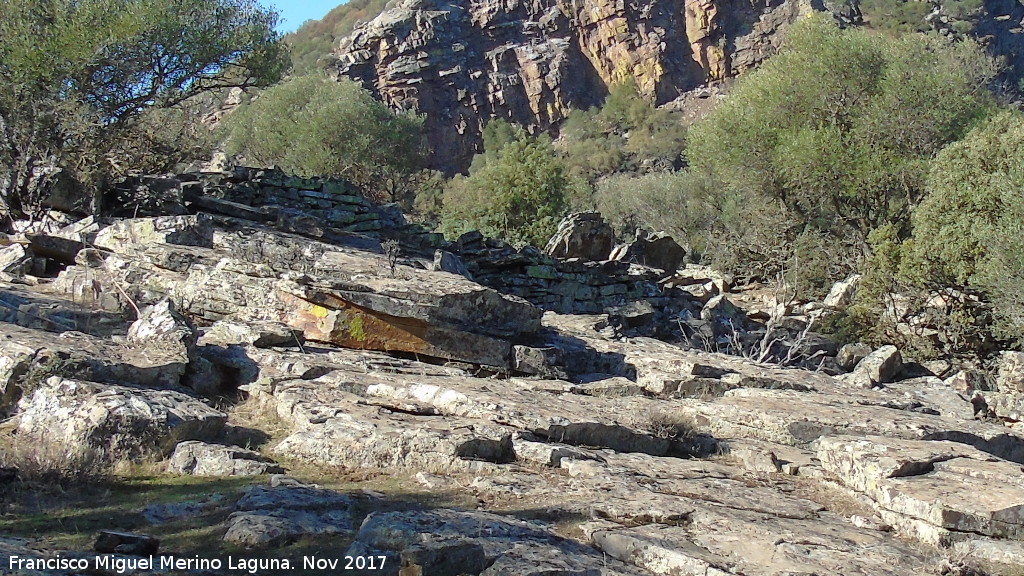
[322,0,1024,173]
[2,168,1024,574]
[328,0,862,172]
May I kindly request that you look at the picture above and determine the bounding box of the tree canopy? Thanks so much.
[221,75,425,200]
[0,0,287,219]
[441,133,570,247]
[686,15,995,246]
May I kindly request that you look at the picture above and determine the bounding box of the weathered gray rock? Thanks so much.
[94,214,214,252]
[945,369,992,394]
[544,212,615,261]
[429,249,472,278]
[700,295,751,337]
[610,230,686,273]
[837,342,873,372]
[200,320,304,349]
[997,351,1024,393]
[672,388,1024,463]
[127,299,197,349]
[222,481,356,549]
[824,274,862,308]
[346,509,646,576]
[851,345,903,387]
[0,243,29,274]
[16,377,226,459]
[168,441,283,476]
[0,340,35,417]
[94,530,159,555]
[818,435,1024,545]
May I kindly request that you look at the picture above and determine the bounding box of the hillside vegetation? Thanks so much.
[285,0,389,74]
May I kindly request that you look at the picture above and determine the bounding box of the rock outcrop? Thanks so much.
[4,167,1024,575]
[331,0,853,172]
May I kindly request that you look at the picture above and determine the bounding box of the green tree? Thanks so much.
[0,0,287,220]
[285,0,389,74]
[441,136,569,246]
[222,75,425,201]
[687,15,995,246]
[902,111,1024,345]
[560,81,686,181]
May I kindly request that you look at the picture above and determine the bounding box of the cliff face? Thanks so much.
[330,0,858,172]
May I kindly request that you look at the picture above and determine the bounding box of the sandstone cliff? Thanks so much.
[329,0,859,172]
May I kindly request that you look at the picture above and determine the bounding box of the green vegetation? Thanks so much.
[221,75,425,201]
[897,111,1024,347]
[0,0,287,220]
[681,15,994,293]
[285,0,389,74]
[559,81,687,181]
[441,130,573,247]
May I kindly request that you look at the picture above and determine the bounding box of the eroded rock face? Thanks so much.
[332,0,847,172]
[16,378,226,460]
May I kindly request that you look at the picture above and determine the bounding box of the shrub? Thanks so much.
[0,0,287,220]
[440,135,569,247]
[687,15,995,246]
[902,111,1024,346]
[559,81,686,181]
[221,75,425,202]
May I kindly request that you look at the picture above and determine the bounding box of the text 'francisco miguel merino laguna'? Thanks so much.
[9,554,389,573]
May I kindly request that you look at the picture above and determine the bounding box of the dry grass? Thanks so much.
[643,409,700,443]
[0,433,111,487]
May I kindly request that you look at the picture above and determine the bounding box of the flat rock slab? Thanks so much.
[223,480,358,549]
[256,380,517,471]
[346,509,648,576]
[586,504,934,576]
[17,377,225,459]
[672,389,1024,463]
[818,435,1024,545]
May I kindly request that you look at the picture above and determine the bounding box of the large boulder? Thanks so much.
[16,377,226,460]
[850,345,903,388]
[544,212,615,261]
[609,229,686,273]
[168,441,283,477]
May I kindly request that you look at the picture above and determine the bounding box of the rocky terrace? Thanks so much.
[1,169,1023,575]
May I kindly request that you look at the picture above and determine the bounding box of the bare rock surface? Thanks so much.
[167,441,283,476]
[17,377,226,459]
[6,196,1024,575]
[223,478,357,549]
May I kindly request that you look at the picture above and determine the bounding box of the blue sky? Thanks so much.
[271,1,344,33]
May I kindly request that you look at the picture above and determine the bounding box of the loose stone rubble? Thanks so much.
[3,169,1024,575]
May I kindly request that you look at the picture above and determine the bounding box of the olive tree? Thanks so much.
[221,75,425,201]
[0,0,287,221]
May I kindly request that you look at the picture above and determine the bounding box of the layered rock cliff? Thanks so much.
[329,0,859,172]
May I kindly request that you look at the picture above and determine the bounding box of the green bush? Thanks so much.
[903,111,1024,346]
[683,14,994,289]
[222,75,425,201]
[861,0,931,32]
[285,0,389,74]
[560,81,686,181]
[441,136,569,247]
[0,0,286,220]
[592,171,718,252]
